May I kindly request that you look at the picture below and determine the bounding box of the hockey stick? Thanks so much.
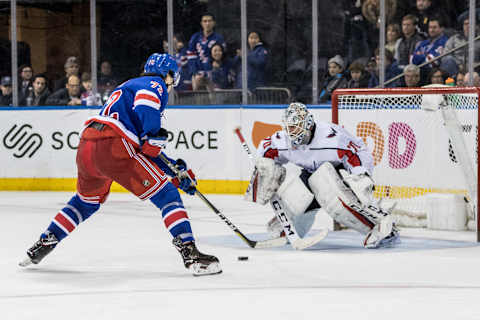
[158,153,287,249]
[233,127,328,250]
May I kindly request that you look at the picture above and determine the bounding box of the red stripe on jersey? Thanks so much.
[338,198,375,229]
[337,149,361,167]
[135,93,160,104]
[264,148,279,159]
[54,213,76,233]
[164,210,189,228]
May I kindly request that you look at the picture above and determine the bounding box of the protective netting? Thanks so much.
[335,89,478,230]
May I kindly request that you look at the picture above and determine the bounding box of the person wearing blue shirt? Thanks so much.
[19,53,222,276]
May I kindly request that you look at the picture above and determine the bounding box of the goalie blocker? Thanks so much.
[246,157,399,249]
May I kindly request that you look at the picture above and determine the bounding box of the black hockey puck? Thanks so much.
[237,256,249,261]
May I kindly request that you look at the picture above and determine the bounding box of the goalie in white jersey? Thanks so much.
[246,102,399,249]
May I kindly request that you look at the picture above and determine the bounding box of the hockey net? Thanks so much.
[332,87,479,240]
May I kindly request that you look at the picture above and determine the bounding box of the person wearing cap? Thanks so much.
[53,56,81,92]
[0,76,13,106]
[319,54,348,103]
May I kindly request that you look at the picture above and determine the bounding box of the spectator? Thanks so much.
[428,67,448,85]
[46,75,82,106]
[234,31,269,90]
[414,0,447,38]
[0,76,12,106]
[164,34,192,91]
[411,16,449,83]
[54,56,81,92]
[187,13,226,78]
[368,48,402,88]
[319,55,348,102]
[395,14,425,69]
[18,64,33,102]
[386,23,402,57]
[20,74,50,106]
[464,72,480,87]
[403,64,422,87]
[208,43,233,89]
[455,71,465,86]
[347,61,371,88]
[98,60,118,94]
[361,0,398,56]
[441,17,480,77]
[80,72,102,106]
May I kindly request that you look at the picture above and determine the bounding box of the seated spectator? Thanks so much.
[80,72,101,106]
[455,71,465,86]
[18,64,33,102]
[386,23,402,57]
[234,31,269,90]
[428,67,448,85]
[319,55,348,102]
[464,72,480,87]
[368,48,402,88]
[441,17,480,77]
[207,43,233,89]
[402,64,422,87]
[395,14,425,69]
[54,56,80,92]
[411,16,448,71]
[19,74,50,106]
[0,76,12,106]
[46,75,82,106]
[347,61,370,88]
[98,60,118,94]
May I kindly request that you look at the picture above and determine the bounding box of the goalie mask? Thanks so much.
[282,102,314,146]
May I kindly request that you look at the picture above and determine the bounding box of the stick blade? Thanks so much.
[291,229,328,250]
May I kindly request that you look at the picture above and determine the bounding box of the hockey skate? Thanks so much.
[172,236,222,276]
[19,231,59,267]
[363,216,400,249]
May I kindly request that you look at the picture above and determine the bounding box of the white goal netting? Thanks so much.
[332,87,479,233]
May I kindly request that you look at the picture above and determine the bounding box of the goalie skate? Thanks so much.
[173,236,222,276]
[19,231,59,267]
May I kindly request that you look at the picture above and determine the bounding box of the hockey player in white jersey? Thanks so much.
[245,102,399,249]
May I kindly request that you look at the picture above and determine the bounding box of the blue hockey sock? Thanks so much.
[150,183,194,243]
[44,194,100,241]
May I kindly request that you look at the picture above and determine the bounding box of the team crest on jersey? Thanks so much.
[143,180,151,187]
[275,132,281,139]
[327,128,337,138]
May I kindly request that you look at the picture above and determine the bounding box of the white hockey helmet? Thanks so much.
[282,102,314,146]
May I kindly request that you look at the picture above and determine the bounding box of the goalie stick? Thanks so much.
[233,127,328,250]
[158,153,287,249]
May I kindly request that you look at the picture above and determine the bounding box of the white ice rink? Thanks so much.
[1,191,480,320]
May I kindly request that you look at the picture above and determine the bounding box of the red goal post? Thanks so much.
[332,87,480,241]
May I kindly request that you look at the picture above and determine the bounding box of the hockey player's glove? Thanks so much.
[141,128,169,157]
[171,158,197,195]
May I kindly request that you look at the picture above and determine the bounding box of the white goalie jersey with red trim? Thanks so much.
[256,120,374,176]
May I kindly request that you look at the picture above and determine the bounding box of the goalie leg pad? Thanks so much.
[266,175,316,238]
[276,175,315,217]
[245,157,286,205]
[308,162,373,234]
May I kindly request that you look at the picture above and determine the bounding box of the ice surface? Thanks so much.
[1,192,480,320]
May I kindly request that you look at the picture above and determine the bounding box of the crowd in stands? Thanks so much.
[319,0,480,102]
[0,1,479,106]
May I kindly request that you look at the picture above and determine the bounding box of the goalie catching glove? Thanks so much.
[171,158,197,195]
